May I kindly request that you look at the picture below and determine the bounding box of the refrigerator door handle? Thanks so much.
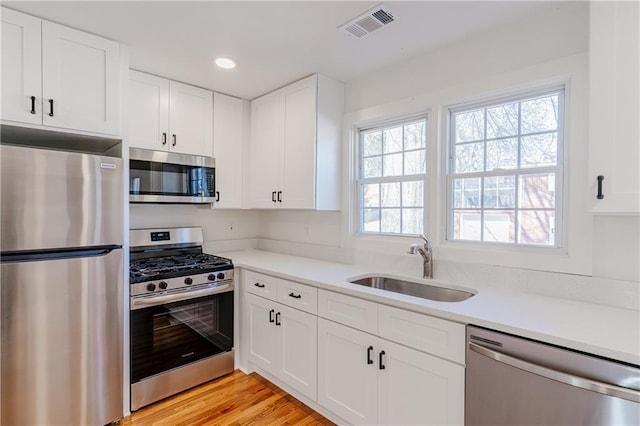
[469,342,640,403]
[1,246,121,263]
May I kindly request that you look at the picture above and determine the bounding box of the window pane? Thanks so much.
[455,142,484,173]
[363,131,382,157]
[362,183,380,207]
[453,178,481,208]
[486,103,518,139]
[518,210,555,245]
[381,182,400,207]
[521,95,558,134]
[483,210,515,243]
[358,116,427,237]
[381,209,401,233]
[483,176,515,208]
[453,210,481,241]
[383,126,403,153]
[362,209,380,232]
[402,208,423,235]
[402,181,423,207]
[455,109,485,142]
[519,173,555,208]
[486,138,518,171]
[382,153,403,176]
[521,133,557,168]
[364,157,382,178]
[404,121,425,150]
[404,150,426,175]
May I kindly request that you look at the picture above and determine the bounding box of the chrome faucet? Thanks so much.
[407,234,433,279]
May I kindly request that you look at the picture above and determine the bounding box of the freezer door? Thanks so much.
[1,144,123,252]
[1,248,123,426]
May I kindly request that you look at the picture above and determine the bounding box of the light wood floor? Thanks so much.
[121,370,335,425]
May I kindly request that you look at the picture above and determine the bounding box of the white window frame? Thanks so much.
[445,86,566,248]
[355,113,429,237]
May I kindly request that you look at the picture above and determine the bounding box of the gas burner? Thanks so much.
[130,253,233,284]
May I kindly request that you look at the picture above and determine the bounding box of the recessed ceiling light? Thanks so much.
[215,58,236,69]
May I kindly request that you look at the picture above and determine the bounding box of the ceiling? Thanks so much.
[5,1,565,100]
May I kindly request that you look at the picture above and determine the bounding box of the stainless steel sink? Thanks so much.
[348,275,475,302]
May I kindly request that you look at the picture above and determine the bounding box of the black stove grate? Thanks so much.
[130,253,233,284]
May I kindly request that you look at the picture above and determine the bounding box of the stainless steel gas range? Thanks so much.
[129,227,234,411]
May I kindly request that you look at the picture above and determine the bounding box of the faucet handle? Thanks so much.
[420,234,431,245]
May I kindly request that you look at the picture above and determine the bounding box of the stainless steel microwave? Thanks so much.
[129,148,216,204]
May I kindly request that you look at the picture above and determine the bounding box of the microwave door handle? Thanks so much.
[131,283,232,309]
[469,342,640,403]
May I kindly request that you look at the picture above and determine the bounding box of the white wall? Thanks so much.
[345,2,588,113]
[258,2,639,283]
[130,205,259,252]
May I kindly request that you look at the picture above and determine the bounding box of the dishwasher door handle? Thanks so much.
[469,342,640,403]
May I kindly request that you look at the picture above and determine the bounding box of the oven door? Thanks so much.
[130,290,233,384]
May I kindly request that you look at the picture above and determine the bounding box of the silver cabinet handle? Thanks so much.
[131,283,231,309]
[469,342,640,403]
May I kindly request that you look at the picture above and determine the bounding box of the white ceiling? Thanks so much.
[5,1,565,100]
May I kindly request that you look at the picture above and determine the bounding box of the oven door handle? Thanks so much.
[469,342,640,403]
[131,283,232,309]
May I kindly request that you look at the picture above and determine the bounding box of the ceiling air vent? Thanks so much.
[339,5,395,39]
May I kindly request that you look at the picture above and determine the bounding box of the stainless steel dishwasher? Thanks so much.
[466,325,640,425]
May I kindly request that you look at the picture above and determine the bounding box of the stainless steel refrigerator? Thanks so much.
[1,143,124,425]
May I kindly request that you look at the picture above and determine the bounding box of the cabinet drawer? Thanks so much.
[244,270,277,300]
[318,290,377,335]
[378,305,465,364]
[276,279,317,315]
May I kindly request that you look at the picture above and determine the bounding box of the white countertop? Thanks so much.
[222,249,640,365]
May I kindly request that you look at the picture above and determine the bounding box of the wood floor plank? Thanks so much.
[122,370,334,426]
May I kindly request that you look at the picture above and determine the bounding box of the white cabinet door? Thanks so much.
[41,21,119,135]
[317,318,377,425]
[589,1,640,214]
[281,77,317,209]
[249,94,284,208]
[278,304,317,401]
[213,93,246,208]
[1,8,41,124]
[128,70,169,151]
[169,81,213,157]
[247,293,278,375]
[378,338,464,426]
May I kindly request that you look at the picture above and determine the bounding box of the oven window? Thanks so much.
[130,292,233,383]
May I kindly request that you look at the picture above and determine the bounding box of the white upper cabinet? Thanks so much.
[128,71,169,151]
[1,8,41,125]
[1,7,120,135]
[169,81,213,157]
[212,93,248,208]
[128,70,213,157]
[249,74,344,210]
[589,1,640,214]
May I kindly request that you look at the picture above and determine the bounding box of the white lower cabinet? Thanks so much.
[378,338,464,426]
[246,293,317,401]
[242,271,465,425]
[318,318,464,425]
[317,318,378,424]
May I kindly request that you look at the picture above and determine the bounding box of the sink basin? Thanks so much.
[348,275,475,302]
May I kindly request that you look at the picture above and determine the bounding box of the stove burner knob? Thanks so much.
[146,283,156,292]
[159,281,168,290]
[207,274,216,281]
[217,273,225,280]
[184,277,193,285]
